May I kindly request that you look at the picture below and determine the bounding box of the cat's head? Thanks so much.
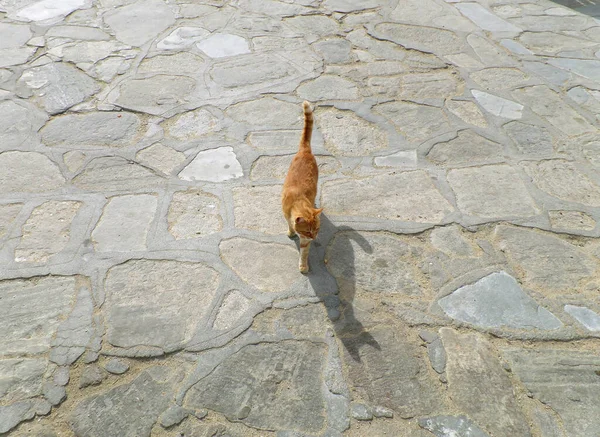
[294,208,323,240]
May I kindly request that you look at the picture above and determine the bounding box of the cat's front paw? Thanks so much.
[299,263,309,274]
[287,230,296,238]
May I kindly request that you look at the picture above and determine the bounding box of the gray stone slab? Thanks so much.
[220,238,300,292]
[419,415,490,437]
[167,190,222,239]
[327,231,423,297]
[92,194,157,252]
[185,341,326,432]
[0,203,22,238]
[0,151,65,193]
[494,225,598,291]
[0,276,77,356]
[317,108,387,156]
[456,3,521,32]
[374,101,451,142]
[0,358,46,403]
[324,0,386,12]
[139,52,205,76]
[156,26,210,50]
[15,200,81,263]
[104,0,175,46]
[518,32,597,56]
[49,40,131,64]
[439,271,563,330]
[549,58,600,81]
[564,305,600,331]
[79,364,106,388]
[0,23,32,49]
[447,164,538,218]
[212,290,253,331]
[374,23,463,55]
[312,38,351,63]
[17,63,100,115]
[251,155,339,181]
[136,144,185,175]
[567,87,600,121]
[226,97,301,129]
[445,100,488,128]
[374,150,417,169]
[471,68,530,91]
[322,171,453,223]
[430,225,475,257]
[297,75,359,101]
[472,90,523,119]
[503,121,554,158]
[72,156,163,191]
[503,348,600,437]
[549,210,596,231]
[105,260,219,352]
[197,33,250,58]
[9,0,91,22]
[0,100,47,151]
[178,147,243,182]
[41,112,141,148]
[46,25,110,41]
[103,358,129,375]
[427,130,502,167]
[0,401,35,434]
[233,185,287,235]
[162,107,222,139]
[441,329,531,437]
[70,367,176,437]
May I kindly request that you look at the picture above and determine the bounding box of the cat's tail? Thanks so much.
[299,101,313,152]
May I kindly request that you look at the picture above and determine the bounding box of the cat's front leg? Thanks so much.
[287,220,296,238]
[299,238,311,273]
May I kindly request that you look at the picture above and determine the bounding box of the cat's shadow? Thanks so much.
[294,213,381,362]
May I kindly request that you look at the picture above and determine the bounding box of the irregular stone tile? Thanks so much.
[297,75,359,100]
[219,238,300,292]
[0,276,77,356]
[439,271,562,330]
[178,147,243,182]
[138,51,205,76]
[15,200,81,263]
[0,401,36,434]
[445,100,488,128]
[549,210,596,231]
[156,26,210,50]
[467,34,511,65]
[430,225,476,257]
[503,121,553,158]
[427,130,502,167]
[41,112,141,148]
[472,90,523,119]
[104,358,129,375]
[213,290,252,331]
[397,70,462,101]
[0,23,32,49]
[162,108,221,140]
[374,150,417,168]
[0,151,65,193]
[185,341,326,431]
[503,348,600,437]
[9,0,91,22]
[322,171,453,223]
[500,39,533,55]
[471,68,530,91]
[0,100,47,150]
[168,189,222,239]
[445,53,483,69]
[105,260,218,350]
[16,63,100,115]
[419,415,490,437]
[92,194,157,252]
[45,25,110,41]
[456,3,522,32]
[495,225,597,290]
[285,14,338,37]
[79,364,106,388]
[343,326,443,418]
[0,46,36,68]
[567,87,600,120]
[196,33,250,58]
[327,231,423,297]
[523,160,600,207]
[448,164,538,219]
[233,185,286,234]
[104,0,175,46]
[87,56,131,82]
[317,108,387,156]
[518,32,597,56]
[0,358,46,403]
[250,154,340,180]
[50,40,130,64]
[0,203,22,238]
[109,75,196,115]
[226,97,301,129]
[312,38,351,63]
[247,130,302,152]
[374,101,450,142]
[549,58,600,82]
[564,305,600,331]
[72,156,163,191]
[346,28,410,61]
[50,286,94,366]
[441,329,531,436]
[253,36,306,52]
[70,367,176,437]
[513,86,595,136]
[523,61,571,86]
[324,0,386,12]
[374,23,463,55]
[136,144,185,175]
[582,141,600,167]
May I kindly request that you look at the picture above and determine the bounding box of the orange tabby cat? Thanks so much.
[282,101,323,273]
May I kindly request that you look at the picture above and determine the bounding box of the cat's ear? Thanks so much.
[314,208,323,216]
[295,217,305,224]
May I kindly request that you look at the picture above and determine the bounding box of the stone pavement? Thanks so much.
[1,0,600,435]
